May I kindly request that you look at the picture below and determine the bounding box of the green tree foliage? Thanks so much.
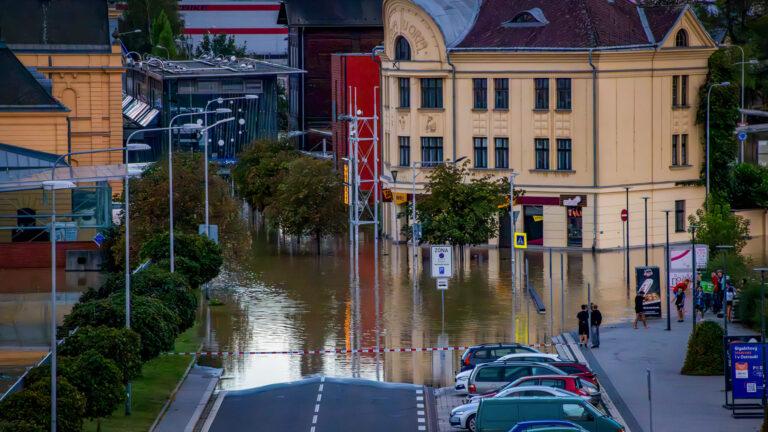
[233,140,298,212]
[0,378,85,432]
[65,351,125,423]
[151,10,178,59]
[400,161,509,248]
[119,152,248,261]
[59,326,143,383]
[194,33,247,58]
[729,163,768,209]
[121,0,183,54]
[62,294,179,360]
[0,420,39,432]
[265,157,347,252]
[696,48,741,190]
[688,194,750,253]
[681,321,725,375]
[140,232,222,288]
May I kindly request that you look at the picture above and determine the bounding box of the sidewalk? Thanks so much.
[580,318,762,432]
[153,365,222,432]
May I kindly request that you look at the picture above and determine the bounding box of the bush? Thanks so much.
[0,377,85,432]
[59,326,143,382]
[62,294,179,360]
[681,321,725,375]
[140,232,222,287]
[66,350,125,422]
[0,420,40,432]
[92,266,197,331]
[737,280,765,328]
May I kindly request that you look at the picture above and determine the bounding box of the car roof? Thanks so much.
[499,353,558,358]
[470,343,526,349]
[477,361,554,367]
[501,385,565,393]
[516,374,575,380]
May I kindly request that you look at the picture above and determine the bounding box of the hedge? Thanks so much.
[681,321,725,375]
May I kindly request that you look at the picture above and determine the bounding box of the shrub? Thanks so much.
[0,420,40,432]
[92,266,197,331]
[140,232,223,287]
[681,321,725,375]
[65,350,125,423]
[62,294,179,360]
[0,377,85,432]
[59,326,143,382]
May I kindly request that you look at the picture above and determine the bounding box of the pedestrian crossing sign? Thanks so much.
[514,232,527,249]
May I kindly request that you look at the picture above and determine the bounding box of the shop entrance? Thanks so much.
[523,205,543,245]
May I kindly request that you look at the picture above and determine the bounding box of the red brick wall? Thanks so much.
[0,241,98,268]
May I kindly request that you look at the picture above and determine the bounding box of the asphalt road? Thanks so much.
[209,376,429,431]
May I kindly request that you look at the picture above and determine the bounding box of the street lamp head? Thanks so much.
[244,94,259,100]
[391,170,399,182]
[719,81,731,87]
[42,180,76,190]
[181,123,203,131]
[214,108,233,114]
[754,268,768,273]
[127,143,152,151]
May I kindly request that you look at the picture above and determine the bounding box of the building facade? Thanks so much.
[379,0,717,250]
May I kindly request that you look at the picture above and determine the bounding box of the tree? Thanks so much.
[0,377,85,432]
[233,140,298,212]
[140,232,223,288]
[151,10,178,59]
[681,321,725,375]
[65,351,125,428]
[194,33,247,58]
[696,48,740,192]
[59,326,143,383]
[120,0,183,54]
[728,163,768,209]
[688,194,750,254]
[62,294,179,360]
[400,161,510,249]
[265,157,347,252]
[120,152,248,262]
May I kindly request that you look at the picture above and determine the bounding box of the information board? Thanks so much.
[731,343,765,400]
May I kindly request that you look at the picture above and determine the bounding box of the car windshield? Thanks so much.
[580,379,598,391]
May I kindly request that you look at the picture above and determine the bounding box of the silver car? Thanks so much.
[467,361,567,395]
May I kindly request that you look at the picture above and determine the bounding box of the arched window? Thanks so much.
[675,29,689,47]
[511,12,536,23]
[395,36,411,61]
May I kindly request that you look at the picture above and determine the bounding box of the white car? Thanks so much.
[454,369,473,394]
[448,385,578,431]
[495,352,561,362]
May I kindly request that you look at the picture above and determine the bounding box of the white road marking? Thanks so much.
[319,384,324,392]
[317,393,322,402]
[310,377,324,432]
[312,415,318,424]
[315,404,320,413]
[416,396,423,401]
[417,403,424,409]
[415,387,427,431]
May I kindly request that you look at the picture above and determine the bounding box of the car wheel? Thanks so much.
[467,414,476,432]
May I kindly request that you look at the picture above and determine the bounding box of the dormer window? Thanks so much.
[395,36,411,61]
[503,8,548,28]
[675,29,689,47]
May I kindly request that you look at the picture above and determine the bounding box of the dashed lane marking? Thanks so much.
[310,377,325,432]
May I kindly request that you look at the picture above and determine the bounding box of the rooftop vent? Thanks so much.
[503,8,548,28]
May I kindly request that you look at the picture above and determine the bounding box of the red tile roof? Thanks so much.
[454,0,683,49]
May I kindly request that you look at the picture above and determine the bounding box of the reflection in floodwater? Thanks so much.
[203,228,768,390]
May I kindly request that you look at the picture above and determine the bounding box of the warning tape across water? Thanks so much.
[163,343,553,356]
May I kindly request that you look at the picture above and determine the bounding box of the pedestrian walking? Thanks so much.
[590,304,602,348]
[633,292,647,329]
[577,305,590,346]
[694,284,706,320]
[725,278,735,322]
[673,278,688,322]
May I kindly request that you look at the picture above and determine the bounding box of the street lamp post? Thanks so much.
[167,109,229,272]
[663,210,671,331]
[509,171,519,291]
[410,161,422,261]
[625,187,631,293]
[689,224,698,330]
[195,117,237,239]
[717,244,734,409]
[202,95,257,237]
[642,196,649,266]
[706,82,731,199]
[733,56,759,162]
[42,180,77,432]
[154,45,170,59]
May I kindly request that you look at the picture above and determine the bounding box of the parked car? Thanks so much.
[467,362,567,395]
[456,351,556,393]
[450,386,578,432]
[496,353,561,363]
[549,362,598,386]
[475,397,624,432]
[507,420,589,432]
[487,375,601,405]
[460,343,540,372]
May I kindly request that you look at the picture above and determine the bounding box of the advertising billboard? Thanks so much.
[636,266,661,317]
[730,343,765,400]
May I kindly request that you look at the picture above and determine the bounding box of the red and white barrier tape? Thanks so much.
[163,343,553,356]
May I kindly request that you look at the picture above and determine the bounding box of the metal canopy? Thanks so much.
[0,164,141,192]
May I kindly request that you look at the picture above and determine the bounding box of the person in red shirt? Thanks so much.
[673,279,689,322]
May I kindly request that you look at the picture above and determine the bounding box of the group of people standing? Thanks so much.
[671,270,736,323]
[577,304,602,348]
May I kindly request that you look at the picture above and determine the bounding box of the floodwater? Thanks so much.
[201,227,765,390]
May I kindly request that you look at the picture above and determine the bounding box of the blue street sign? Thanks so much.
[738,131,748,142]
[731,343,764,399]
[93,232,105,247]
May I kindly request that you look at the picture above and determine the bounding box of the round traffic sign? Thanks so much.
[621,209,628,222]
[737,131,748,142]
